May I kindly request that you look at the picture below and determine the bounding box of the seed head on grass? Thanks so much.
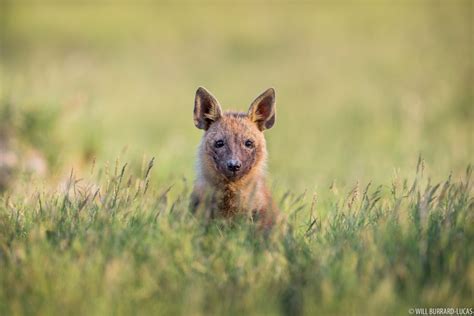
[346,181,360,210]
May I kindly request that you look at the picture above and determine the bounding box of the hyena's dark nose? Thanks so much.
[227,160,241,172]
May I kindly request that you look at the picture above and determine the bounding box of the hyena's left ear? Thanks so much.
[194,87,223,130]
[248,88,276,131]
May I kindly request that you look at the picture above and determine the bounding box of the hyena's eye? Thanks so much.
[244,140,254,148]
[214,140,225,148]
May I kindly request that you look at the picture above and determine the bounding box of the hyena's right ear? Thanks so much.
[194,87,223,130]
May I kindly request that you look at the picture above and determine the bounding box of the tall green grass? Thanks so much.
[0,158,472,315]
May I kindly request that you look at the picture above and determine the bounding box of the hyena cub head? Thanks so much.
[194,87,276,183]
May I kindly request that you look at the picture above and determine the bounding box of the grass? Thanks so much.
[0,158,472,315]
[0,1,472,315]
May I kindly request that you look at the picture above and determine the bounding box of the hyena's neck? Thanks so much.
[215,176,263,216]
[200,167,265,216]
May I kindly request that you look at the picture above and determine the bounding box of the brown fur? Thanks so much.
[190,87,278,228]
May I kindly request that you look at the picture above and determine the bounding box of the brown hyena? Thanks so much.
[190,87,278,227]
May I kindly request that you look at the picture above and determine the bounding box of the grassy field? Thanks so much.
[0,1,473,315]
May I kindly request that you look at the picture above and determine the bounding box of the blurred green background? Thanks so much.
[1,0,472,191]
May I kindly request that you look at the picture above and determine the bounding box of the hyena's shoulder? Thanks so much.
[189,177,207,214]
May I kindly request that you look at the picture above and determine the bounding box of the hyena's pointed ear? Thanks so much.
[248,88,276,131]
[194,87,223,130]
